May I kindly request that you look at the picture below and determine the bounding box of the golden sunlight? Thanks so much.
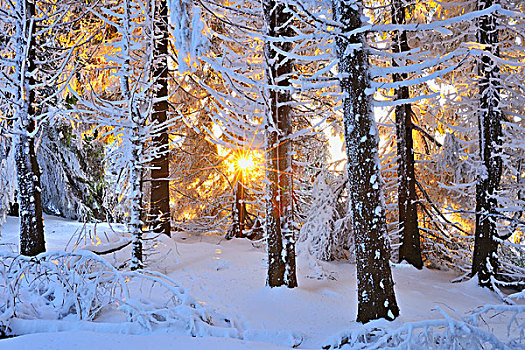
[234,153,256,173]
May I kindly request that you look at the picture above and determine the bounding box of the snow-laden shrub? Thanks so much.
[38,119,108,221]
[323,305,525,349]
[0,251,239,337]
[299,171,350,262]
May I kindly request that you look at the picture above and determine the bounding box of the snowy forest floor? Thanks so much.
[0,215,522,349]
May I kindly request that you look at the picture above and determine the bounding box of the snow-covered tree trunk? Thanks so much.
[129,129,144,270]
[334,0,399,323]
[13,0,45,256]
[14,133,45,256]
[120,0,148,270]
[149,0,171,237]
[392,0,422,269]
[471,0,502,288]
[263,0,297,288]
[278,66,296,288]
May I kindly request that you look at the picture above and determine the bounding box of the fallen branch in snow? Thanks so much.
[83,237,132,255]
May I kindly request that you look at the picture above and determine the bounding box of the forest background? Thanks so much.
[0,0,524,347]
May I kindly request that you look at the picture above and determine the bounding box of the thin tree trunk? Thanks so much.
[392,0,423,269]
[334,0,399,323]
[263,0,297,288]
[129,131,144,270]
[471,0,502,288]
[229,171,246,238]
[149,0,171,236]
[15,0,45,256]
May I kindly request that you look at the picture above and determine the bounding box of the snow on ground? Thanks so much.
[1,331,290,350]
[0,215,521,349]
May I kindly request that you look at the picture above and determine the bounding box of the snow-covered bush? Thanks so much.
[38,118,107,221]
[0,251,239,337]
[0,136,16,233]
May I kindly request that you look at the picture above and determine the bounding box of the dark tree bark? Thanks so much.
[265,122,285,286]
[471,0,502,288]
[334,0,399,323]
[263,0,297,288]
[278,57,297,288]
[392,0,423,269]
[15,0,45,256]
[149,0,171,236]
[228,171,247,238]
[15,136,46,256]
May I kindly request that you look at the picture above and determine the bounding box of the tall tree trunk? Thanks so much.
[263,0,297,288]
[149,0,171,236]
[334,0,399,323]
[120,0,146,270]
[392,0,423,269]
[471,0,502,288]
[15,0,45,256]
